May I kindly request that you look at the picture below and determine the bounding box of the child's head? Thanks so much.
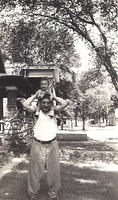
[40,77,49,91]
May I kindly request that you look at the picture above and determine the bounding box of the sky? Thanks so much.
[74,39,93,73]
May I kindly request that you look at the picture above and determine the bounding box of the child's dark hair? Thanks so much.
[39,92,52,102]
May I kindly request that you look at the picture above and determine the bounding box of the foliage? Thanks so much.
[0,4,75,75]
[2,112,34,155]
[111,94,118,108]
[78,68,105,92]
[60,147,115,162]
[0,1,117,92]
[56,78,74,99]
[0,148,14,167]
[70,67,117,129]
[0,0,117,130]
[4,0,116,92]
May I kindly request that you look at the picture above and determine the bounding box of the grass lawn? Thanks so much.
[0,142,118,200]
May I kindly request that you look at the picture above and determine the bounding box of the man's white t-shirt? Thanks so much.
[33,110,57,141]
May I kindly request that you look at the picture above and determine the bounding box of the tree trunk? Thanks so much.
[98,51,118,92]
[70,117,73,130]
[82,110,86,131]
[75,108,78,127]
[82,119,85,131]
[31,4,118,92]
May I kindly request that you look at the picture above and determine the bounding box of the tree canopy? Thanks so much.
[0,0,118,92]
[0,3,75,72]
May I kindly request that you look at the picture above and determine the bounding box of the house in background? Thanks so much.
[0,52,59,120]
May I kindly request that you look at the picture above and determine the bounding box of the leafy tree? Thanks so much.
[56,79,73,99]
[36,0,117,91]
[85,85,112,125]
[78,68,105,92]
[0,5,75,71]
[111,94,118,108]
[2,0,116,91]
[1,1,117,87]
[1,0,117,130]
[71,68,117,129]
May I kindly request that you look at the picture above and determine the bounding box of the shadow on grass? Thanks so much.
[0,157,118,200]
[59,141,114,151]
[60,161,118,200]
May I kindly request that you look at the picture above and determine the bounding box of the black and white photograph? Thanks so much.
[0,1,118,200]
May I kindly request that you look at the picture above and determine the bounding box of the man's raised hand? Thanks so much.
[36,90,45,99]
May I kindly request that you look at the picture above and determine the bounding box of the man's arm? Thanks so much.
[21,89,46,113]
[52,95,69,112]
[21,94,37,113]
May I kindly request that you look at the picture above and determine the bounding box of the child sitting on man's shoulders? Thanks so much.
[35,77,55,117]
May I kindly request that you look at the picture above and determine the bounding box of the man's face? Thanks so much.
[40,98,52,113]
[40,80,49,91]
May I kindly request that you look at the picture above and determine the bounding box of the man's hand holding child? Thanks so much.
[36,89,45,99]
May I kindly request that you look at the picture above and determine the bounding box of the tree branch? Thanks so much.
[89,11,108,48]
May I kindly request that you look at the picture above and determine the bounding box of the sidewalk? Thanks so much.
[0,157,22,180]
[57,124,118,142]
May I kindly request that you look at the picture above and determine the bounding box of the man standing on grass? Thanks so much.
[21,91,69,200]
